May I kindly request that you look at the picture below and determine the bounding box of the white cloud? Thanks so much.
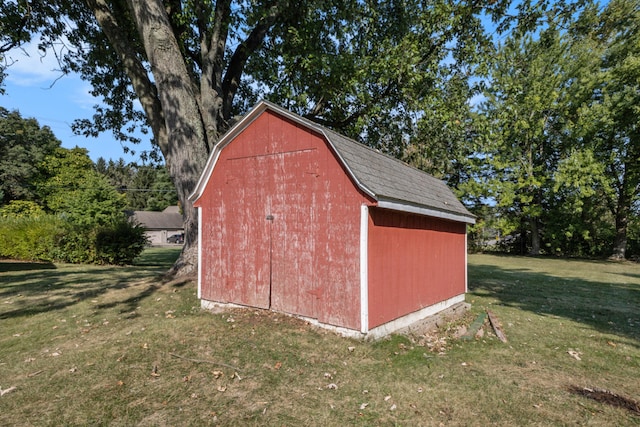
[71,82,101,111]
[5,39,66,87]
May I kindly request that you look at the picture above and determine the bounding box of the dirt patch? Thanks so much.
[568,385,640,416]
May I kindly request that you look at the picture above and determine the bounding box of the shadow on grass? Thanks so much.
[468,260,640,345]
[0,260,57,272]
[0,248,182,320]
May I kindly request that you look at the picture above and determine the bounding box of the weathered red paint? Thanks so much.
[195,105,471,335]
[366,207,467,329]
[195,110,372,329]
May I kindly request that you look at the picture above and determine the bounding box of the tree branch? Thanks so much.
[83,0,167,153]
[221,1,287,120]
[304,81,396,130]
[0,0,32,53]
[209,0,231,86]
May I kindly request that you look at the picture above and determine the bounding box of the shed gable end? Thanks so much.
[196,110,371,330]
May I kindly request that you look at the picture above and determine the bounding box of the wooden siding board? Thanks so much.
[367,208,467,329]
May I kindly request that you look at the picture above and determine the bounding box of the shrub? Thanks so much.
[94,219,149,265]
[52,222,98,264]
[0,214,148,265]
[0,215,63,261]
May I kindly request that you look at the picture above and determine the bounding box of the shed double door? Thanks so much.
[225,148,319,319]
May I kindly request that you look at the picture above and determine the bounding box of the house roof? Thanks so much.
[132,207,183,230]
[190,101,475,224]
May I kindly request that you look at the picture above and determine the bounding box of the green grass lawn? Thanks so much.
[1,250,639,426]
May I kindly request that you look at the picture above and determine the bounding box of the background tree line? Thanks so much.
[0,108,177,264]
[444,0,638,259]
[0,0,638,267]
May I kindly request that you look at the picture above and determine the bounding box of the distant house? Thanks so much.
[132,206,183,245]
[190,101,475,338]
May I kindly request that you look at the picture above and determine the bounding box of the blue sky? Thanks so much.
[2,40,152,163]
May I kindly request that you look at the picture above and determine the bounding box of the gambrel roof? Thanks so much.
[190,100,475,224]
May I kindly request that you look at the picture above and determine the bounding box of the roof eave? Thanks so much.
[376,199,476,224]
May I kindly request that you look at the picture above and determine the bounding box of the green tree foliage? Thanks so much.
[569,0,640,259]
[133,166,177,211]
[0,108,60,206]
[35,147,127,227]
[0,200,44,218]
[480,24,573,254]
[477,0,640,258]
[1,0,576,276]
[0,133,147,264]
[95,157,178,211]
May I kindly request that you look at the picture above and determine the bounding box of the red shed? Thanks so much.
[190,101,475,338]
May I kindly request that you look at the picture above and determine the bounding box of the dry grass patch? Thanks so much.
[1,250,639,425]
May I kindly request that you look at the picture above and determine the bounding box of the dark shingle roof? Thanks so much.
[191,101,475,223]
[132,207,183,230]
[322,128,473,222]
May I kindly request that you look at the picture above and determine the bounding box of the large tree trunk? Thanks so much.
[610,193,629,261]
[126,0,210,278]
[530,217,541,256]
[89,0,285,278]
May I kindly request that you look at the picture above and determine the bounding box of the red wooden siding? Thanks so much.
[367,207,467,329]
[195,110,372,330]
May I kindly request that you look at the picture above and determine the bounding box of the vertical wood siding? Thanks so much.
[196,110,371,330]
[367,207,467,329]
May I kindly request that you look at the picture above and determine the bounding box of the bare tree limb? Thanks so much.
[83,0,167,153]
[221,1,287,119]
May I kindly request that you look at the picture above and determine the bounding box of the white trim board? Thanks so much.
[377,200,476,224]
[360,204,369,333]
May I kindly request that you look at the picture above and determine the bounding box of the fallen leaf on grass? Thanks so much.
[212,370,223,379]
[217,385,227,392]
[607,341,616,347]
[567,350,582,361]
[359,403,369,410]
[274,361,282,370]
[384,395,392,402]
[0,386,17,397]
[389,404,397,411]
